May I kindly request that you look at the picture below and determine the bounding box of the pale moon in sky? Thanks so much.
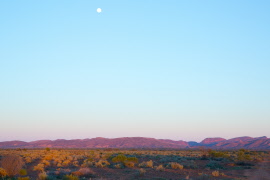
[97,8,102,13]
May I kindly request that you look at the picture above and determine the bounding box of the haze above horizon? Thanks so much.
[1,1,270,142]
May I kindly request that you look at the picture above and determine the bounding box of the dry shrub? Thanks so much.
[62,160,71,166]
[44,155,53,161]
[155,165,165,171]
[114,163,123,169]
[81,160,94,167]
[42,160,50,167]
[139,168,146,176]
[24,157,32,163]
[0,168,7,177]
[146,160,153,168]
[18,177,30,180]
[124,161,135,168]
[33,163,45,172]
[71,171,83,177]
[0,155,24,177]
[73,160,79,167]
[37,172,47,180]
[139,160,153,168]
[95,160,110,168]
[227,163,235,167]
[212,170,219,177]
[169,162,184,169]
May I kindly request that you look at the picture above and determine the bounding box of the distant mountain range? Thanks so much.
[0,136,269,150]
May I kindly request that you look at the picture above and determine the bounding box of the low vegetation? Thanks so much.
[0,148,268,179]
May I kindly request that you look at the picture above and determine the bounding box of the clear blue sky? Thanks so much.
[0,0,270,142]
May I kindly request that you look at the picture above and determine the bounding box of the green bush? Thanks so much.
[63,175,79,180]
[209,150,229,159]
[19,169,27,176]
[112,154,127,163]
[236,149,252,161]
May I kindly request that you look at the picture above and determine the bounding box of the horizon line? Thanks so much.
[0,135,267,143]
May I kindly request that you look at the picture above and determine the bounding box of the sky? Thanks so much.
[0,1,270,142]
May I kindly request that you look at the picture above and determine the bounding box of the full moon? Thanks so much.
[97,8,102,13]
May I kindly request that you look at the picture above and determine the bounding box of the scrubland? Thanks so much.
[0,148,269,180]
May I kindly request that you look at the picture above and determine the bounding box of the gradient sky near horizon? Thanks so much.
[1,1,270,142]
